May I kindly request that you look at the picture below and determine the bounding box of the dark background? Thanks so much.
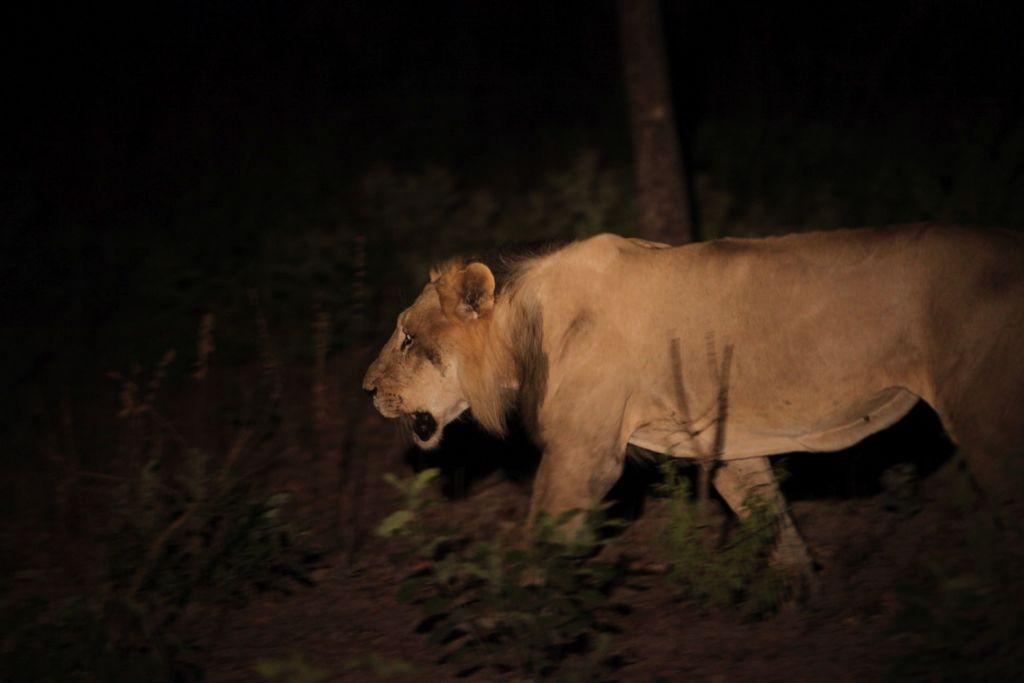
[6,0,1024,476]
[6,1,1023,372]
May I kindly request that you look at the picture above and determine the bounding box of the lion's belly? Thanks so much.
[627,386,920,459]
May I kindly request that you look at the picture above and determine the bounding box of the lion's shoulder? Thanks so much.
[543,233,676,270]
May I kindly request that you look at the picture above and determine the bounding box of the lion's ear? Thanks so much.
[437,262,495,322]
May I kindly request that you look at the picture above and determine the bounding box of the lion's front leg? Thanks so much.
[712,457,815,585]
[528,439,626,542]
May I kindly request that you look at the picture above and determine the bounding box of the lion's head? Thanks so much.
[362,261,508,449]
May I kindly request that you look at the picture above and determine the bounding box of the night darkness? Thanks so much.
[3,2,1024,680]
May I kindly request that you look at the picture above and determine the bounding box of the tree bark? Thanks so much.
[619,0,693,244]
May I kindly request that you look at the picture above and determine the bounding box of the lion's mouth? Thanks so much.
[411,411,438,442]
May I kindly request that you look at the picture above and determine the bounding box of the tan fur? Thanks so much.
[448,309,515,435]
[434,262,496,322]
[365,225,1024,576]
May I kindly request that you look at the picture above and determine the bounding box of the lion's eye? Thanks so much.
[400,332,414,351]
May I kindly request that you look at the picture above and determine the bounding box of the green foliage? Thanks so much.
[376,468,450,560]
[257,651,418,682]
[1,593,201,683]
[656,461,787,617]
[341,652,420,679]
[377,469,629,679]
[255,652,331,683]
[2,435,315,683]
[105,450,313,612]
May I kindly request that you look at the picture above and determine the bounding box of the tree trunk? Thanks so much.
[619,0,693,244]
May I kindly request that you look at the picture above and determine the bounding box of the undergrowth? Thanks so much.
[2,340,316,682]
[377,468,630,680]
[255,650,419,682]
[656,460,787,618]
[1,449,314,682]
[888,463,1024,681]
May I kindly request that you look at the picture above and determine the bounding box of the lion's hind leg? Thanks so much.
[930,356,1024,510]
[712,457,816,587]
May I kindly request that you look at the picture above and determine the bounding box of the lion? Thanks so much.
[363,225,1024,577]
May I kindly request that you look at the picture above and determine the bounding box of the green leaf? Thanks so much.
[376,510,414,538]
[382,472,405,493]
[553,508,583,528]
[254,654,330,682]
[411,468,441,494]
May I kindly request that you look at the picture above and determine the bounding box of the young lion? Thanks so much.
[363,225,1024,577]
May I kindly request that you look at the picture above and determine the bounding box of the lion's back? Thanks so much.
[534,226,1024,461]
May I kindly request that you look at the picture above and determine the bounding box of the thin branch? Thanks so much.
[668,335,734,521]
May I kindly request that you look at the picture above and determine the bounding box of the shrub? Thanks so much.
[377,468,629,679]
[2,346,315,682]
[2,448,314,682]
[656,460,787,617]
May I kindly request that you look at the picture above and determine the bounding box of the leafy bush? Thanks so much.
[107,445,313,608]
[2,440,315,683]
[656,461,787,617]
[377,468,629,679]
[1,592,201,683]
[2,346,316,682]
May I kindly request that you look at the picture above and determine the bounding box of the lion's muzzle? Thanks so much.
[370,392,404,418]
